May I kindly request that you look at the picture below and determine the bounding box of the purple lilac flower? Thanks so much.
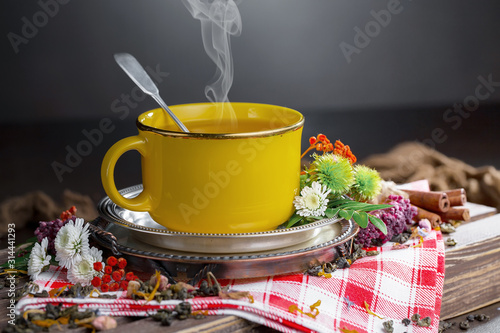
[34,216,76,255]
[355,195,418,247]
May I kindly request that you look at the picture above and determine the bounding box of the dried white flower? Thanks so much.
[54,218,90,269]
[67,246,103,285]
[293,181,331,217]
[28,237,51,280]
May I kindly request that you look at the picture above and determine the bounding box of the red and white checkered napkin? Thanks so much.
[17,230,444,333]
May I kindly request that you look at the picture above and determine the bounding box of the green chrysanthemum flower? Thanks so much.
[351,165,382,201]
[311,153,354,196]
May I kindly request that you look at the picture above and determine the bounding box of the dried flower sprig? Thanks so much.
[333,140,356,164]
[287,134,388,235]
[300,134,334,159]
[25,208,109,286]
[350,165,382,202]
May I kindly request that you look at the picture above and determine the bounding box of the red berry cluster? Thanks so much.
[91,256,138,292]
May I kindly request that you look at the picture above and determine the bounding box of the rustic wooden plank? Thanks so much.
[441,213,500,319]
[100,315,259,333]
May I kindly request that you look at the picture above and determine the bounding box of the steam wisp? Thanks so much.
[183,0,242,126]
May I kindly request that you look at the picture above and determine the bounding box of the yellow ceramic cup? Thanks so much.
[101,103,304,234]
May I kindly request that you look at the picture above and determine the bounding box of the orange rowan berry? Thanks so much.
[109,282,120,292]
[120,280,129,290]
[93,262,103,272]
[117,258,127,269]
[102,274,111,284]
[106,256,118,267]
[91,276,102,288]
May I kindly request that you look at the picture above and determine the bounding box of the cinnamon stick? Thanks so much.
[443,188,467,206]
[413,206,442,228]
[403,190,450,213]
[439,207,470,222]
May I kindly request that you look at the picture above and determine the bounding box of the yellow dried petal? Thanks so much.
[317,270,332,278]
[364,301,384,319]
[288,300,321,319]
[144,270,161,304]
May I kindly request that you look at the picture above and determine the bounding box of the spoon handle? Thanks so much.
[151,94,190,132]
[114,53,189,133]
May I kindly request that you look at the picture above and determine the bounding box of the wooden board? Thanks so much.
[441,212,500,319]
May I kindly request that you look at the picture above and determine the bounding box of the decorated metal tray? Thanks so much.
[89,216,358,280]
[97,184,345,253]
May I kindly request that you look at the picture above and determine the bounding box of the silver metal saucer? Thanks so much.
[90,216,358,280]
[98,184,344,254]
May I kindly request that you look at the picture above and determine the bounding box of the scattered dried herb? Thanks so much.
[402,318,411,326]
[459,320,470,330]
[391,231,411,244]
[417,316,432,327]
[440,223,456,234]
[445,238,457,246]
[336,257,350,269]
[12,302,98,332]
[382,319,394,333]
[475,314,489,321]
[364,301,384,319]
[438,320,454,332]
[289,300,321,319]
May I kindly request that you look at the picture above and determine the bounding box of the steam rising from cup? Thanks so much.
[183,0,242,128]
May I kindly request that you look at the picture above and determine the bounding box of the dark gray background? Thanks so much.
[2,0,500,122]
[2,0,500,203]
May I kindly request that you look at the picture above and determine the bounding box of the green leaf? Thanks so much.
[285,213,303,228]
[357,204,393,212]
[339,202,393,212]
[339,209,355,220]
[325,208,339,218]
[369,215,388,235]
[352,211,369,228]
[328,198,354,207]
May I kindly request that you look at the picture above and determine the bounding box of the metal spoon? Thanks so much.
[114,53,189,132]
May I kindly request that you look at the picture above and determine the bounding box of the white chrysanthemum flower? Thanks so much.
[28,237,51,280]
[67,246,104,285]
[293,181,331,217]
[54,218,90,269]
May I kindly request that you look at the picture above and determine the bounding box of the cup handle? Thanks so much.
[101,136,151,211]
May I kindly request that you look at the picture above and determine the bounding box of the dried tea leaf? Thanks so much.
[383,320,394,333]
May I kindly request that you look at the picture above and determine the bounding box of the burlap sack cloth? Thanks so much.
[363,142,500,210]
[0,190,98,237]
